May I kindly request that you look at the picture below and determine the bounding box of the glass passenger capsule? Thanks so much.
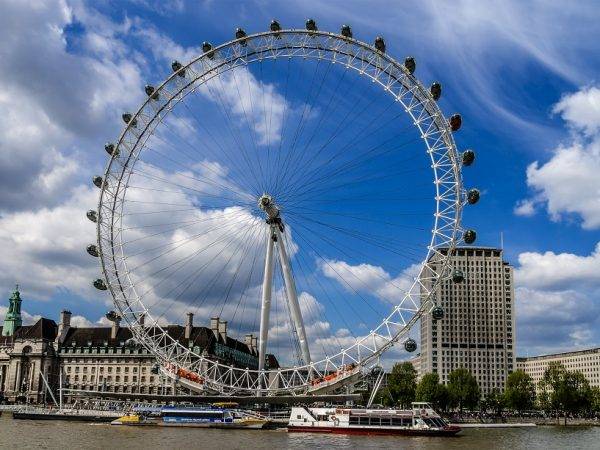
[93,279,107,291]
[404,338,417,352]
[374,37,386,53]
[449,114,462,132]
[404,57,416,75]
[430,82,441,101]
[463,229,477,244]
[462,149,475,166]
[432,306,444,321]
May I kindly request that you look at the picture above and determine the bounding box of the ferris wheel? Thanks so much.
[87,20,479,395]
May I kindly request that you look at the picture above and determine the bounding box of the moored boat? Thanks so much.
[287,402,460,436]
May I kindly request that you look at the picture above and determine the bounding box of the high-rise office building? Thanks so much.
[419,247,515,396]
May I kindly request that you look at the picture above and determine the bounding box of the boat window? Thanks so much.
[359,417,370,425]
[349,417,359,425]
[370,417,381,426]
[380,418,391,426]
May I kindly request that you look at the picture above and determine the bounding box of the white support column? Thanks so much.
[258,226,275,380]
[275,227,312,366]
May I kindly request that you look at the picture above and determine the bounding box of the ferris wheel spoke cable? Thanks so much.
[286,214,427,264]
[283,94,400,196]
[145,220,262,318]
[175,95,259,196]
[288,226,385,319]
[277,61,336,192]
[146,113,259,197]
[198,70,264,196]
[280,61,351,193]
[122,209,253,259]
[280,131,421,203]
[142,130,257,200]
[270,55,323,194]
[147,216,263,322]
[126,213,259,283]
[272,58,326,194]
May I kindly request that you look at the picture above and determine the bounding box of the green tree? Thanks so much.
[484,388,505,417]
[386,362,417,408]
[447,368,480,414]
[504,370,536,413]
[590,387,600,415]
[540,362,591,424]
[415,372,449,411]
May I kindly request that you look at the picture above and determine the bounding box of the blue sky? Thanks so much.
[0,0,599,362]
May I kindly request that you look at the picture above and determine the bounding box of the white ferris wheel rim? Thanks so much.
[96,28,466,395]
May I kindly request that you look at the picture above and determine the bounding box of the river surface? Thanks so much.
[0,415,598,449]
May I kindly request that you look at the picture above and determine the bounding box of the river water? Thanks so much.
[0,414,598,449]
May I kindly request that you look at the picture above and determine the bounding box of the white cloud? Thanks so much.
[513,199,536,217]
[553,86,600,137]
[515,243,600,291]
[517,86,600,229]
[320,259,420,305]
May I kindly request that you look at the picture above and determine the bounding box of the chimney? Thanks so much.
[138,313,145,328]
[251,336,258,355]
[111,316,120,340]
[56,310,72,345]
[185,312,194,340]
[210,317,219,339]
[218,320,227,342]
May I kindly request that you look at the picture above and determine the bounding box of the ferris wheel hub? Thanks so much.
[258,194,280,220]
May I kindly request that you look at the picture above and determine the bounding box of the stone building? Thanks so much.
[420,247,516,396]
[517,347,600,392]
[0,287,277,403]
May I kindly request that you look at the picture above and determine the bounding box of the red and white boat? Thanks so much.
[287,402,460,436]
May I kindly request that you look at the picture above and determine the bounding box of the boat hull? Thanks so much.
[287,425,461,437]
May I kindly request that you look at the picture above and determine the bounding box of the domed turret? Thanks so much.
[404,57,416,75]
[305,18,317,32]
[449,114,462,132]
[432,306,444,321]
[404,338,417,352]
[235,27,247,45]
[452,269,464,283]
[171,60,185,77]
[341,24,352,38]
[463,229,477,244]
[374,37,386,53]
[92,175,104,189]
[93,279,107,291]
[462,149,475,166]
[145,85,159,100]
[86,210,98,223]
[430,82,441,101]
[467,188,480,205]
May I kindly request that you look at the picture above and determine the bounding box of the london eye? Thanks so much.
[87,20,478,395]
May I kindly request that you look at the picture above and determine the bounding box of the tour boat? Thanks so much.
[287,402,460,436]
[160,407,267,429]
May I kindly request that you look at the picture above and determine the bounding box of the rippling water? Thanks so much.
[1,414,599,449]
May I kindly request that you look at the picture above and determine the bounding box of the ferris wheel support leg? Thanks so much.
[258,225,276,394]
[274,227,312,368]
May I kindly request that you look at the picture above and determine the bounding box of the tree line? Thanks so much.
[373,361,600,421]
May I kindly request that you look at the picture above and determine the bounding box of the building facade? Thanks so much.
[0,287,277,403]
[517,347,600,392]
[420,247,516,396]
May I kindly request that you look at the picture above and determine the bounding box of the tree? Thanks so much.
[386,362,417,408]
[540,362,591,424]
[484,388,505,417]
[590,387,600,415]
[447,368,480,414]
[504,370,536,414]
[415,372,449,412]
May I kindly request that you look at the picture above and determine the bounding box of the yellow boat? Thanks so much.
[111,413,157,426]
